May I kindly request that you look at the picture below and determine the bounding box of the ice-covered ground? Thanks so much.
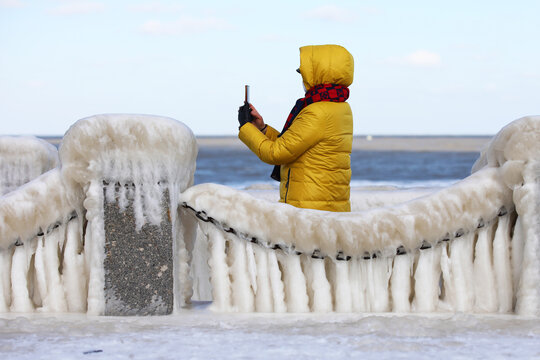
[1,304,539,359]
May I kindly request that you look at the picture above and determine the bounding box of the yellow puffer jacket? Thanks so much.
[239,44,354,212]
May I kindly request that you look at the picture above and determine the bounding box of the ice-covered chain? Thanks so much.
[181,202,510,261]
[11,211,78,248]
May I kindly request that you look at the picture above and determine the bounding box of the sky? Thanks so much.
[0,0,539,136]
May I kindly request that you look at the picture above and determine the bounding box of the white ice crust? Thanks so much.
[185,116,540,316]
[0,114,198,315]
[182,167,512,258]
[0,136,58,195]
[60,114,197,219]
[474,116,540,169]
[0,169,70,250]
[60,114,198,314]
[1,115,539,316]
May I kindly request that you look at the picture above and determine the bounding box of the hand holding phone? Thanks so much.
[238,85,253,129]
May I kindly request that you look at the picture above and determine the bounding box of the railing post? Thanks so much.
[60,114,197,315]
[103,184,174,315]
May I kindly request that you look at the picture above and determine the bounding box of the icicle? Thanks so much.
[117,182,128,210]
[84,179,106,316]
[267,251,286,313]
[189,226,212,302]
[473,224,498,312]
[492,215,513,312]
[302,255,332,312]
[0,248,13,312]
[391,252,414,312]
[368,255,392,312]
[413,245,442,312]
[514,172,540,316]
[10,242,35,312]
[228,235,254,312]
[445,233,475,312]
[245,243,258,294]
[62,218,87,312]
[207,226,232,312]
[252,245,273,312]
[104,181,116,204]
[277,252,309,312]
[354,257,368,312]
[511,216,524,307]
[439,244,452,310]
[33,236,48,309]
[332,259,352,312]
[175,207,194,309]
[349,258,362,312]
[41,226,68,312]
[142,182,164,227]
[133,181,145,230]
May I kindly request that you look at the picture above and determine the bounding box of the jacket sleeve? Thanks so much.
[238,107,323,165]
[265,125,280,141]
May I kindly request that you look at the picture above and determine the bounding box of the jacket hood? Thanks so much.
[299,44,354,91]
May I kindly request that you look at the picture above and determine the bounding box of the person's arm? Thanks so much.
[264,126,279,141]
[239,106,323,165]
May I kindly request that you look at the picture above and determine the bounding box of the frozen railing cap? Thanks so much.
[59,114,197,203]
[0,135,59,195]
[472,116,540,185]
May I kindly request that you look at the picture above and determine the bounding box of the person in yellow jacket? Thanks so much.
[238,44,354,212]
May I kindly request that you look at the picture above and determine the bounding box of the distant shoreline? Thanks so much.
[39,135,491,153]
[196,135,491,152]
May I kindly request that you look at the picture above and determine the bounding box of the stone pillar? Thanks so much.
[102,183,174,315]
[59,114,197,316]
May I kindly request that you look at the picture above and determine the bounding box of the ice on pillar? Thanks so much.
[59,114,197,315]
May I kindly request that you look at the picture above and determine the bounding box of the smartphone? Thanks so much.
[245,85,250,104]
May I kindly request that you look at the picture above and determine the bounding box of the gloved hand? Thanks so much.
[238,102,253,129]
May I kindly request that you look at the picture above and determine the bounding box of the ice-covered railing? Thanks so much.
[0,136,58,195]
[0,114,197,315]
[182,116,540,316]
[0,136,62,313]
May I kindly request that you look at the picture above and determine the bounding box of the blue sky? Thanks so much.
[1,0,539,136]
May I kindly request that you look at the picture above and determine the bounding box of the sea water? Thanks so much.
[1,140,538,359]
[195,147,480,188]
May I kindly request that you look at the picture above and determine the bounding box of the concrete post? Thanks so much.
[103,183,173,315]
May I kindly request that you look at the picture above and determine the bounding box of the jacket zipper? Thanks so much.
[284,168,291,203]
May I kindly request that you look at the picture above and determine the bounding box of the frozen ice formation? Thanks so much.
[0,115,539,316]
[0,135,58,195]
[183,116,540,316]
[0,114,197,314]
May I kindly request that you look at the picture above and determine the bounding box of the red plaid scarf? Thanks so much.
[279,83,350,135]
[271,83,350,181]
